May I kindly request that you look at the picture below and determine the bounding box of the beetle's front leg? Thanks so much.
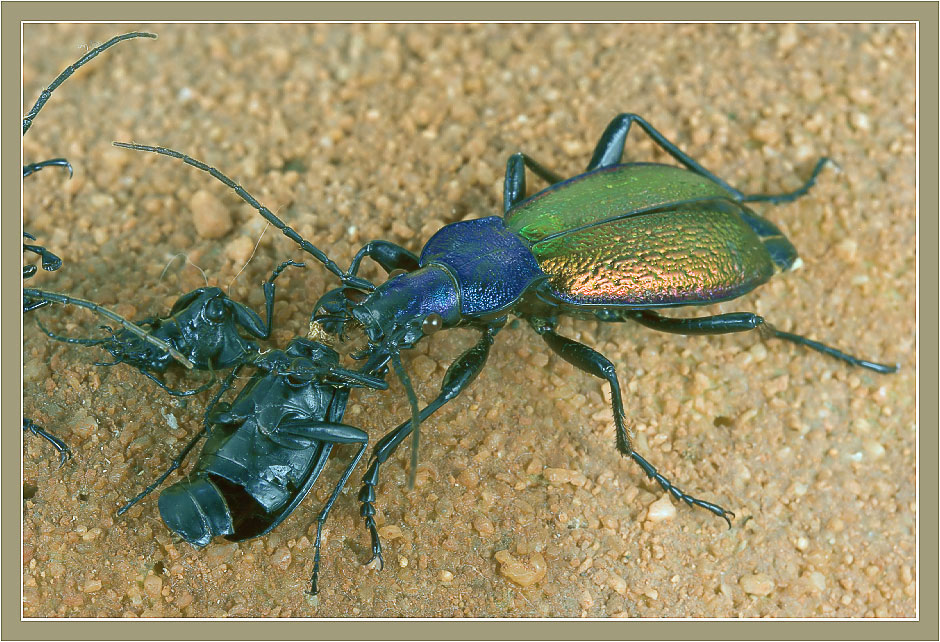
[530,319,734,527]
[230,259,305,341]
[347,240,420,278]
[358,327,495,571]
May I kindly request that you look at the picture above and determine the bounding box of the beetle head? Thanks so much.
[350,266,459,353]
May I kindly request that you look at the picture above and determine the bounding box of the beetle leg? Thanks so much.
[135,369,217,397]
[586,113,829,205]
[623,309,898,374]
[23,297,51,312]
[231,258,306,340]
[23,238,63,272]
[357,328,495,570]
[34,317,110,346]
[347,240,420,278]
[503,152,566,212]
[23,418,72,467]
[305,427,370,595]
[117,366,243,516]
[532,321,734,526]
[23,157,73,178]
[740,157,831,205]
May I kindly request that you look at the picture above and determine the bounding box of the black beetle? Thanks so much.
[33,259,303,396]
[121,337,388,595]
[23,287,192,464]
[113,114,898,574]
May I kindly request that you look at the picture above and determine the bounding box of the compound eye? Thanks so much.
[204,299,226,322]
[388,268,408,279]
[421,312,443,335]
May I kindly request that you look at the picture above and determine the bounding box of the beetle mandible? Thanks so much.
[115,114,898,574]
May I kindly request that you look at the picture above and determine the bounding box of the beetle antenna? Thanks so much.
[112,142,375,292]
[23,32,157,136]
[389,350,422,489]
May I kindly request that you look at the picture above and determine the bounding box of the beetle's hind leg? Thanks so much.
[530,319,734,527]
[622,309,898,374]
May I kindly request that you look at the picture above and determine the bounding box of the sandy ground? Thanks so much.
[22,23,915,618]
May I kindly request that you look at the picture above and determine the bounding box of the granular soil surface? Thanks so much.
[21,23,915,618]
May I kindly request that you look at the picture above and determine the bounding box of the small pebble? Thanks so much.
[190,189,232,239]
[739,572,775,596]
[494,550,546,587]
[646,495,677,522]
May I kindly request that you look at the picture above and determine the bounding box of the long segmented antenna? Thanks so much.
[23,32,157,135]
[23,288,194,369]
[112,142,375,292]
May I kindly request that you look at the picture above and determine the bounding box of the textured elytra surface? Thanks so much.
[22,23,915,618]
[535,203,776,307]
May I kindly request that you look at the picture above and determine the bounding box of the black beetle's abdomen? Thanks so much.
[159,478,234,547]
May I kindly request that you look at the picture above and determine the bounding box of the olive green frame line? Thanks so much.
[4,2,934,640]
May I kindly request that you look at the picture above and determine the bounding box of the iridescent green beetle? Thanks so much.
[116,114,898,573]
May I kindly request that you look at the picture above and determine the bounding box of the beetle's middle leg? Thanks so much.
[503,152,566,212]
[530,319,734,527]
[619,309,898,374]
